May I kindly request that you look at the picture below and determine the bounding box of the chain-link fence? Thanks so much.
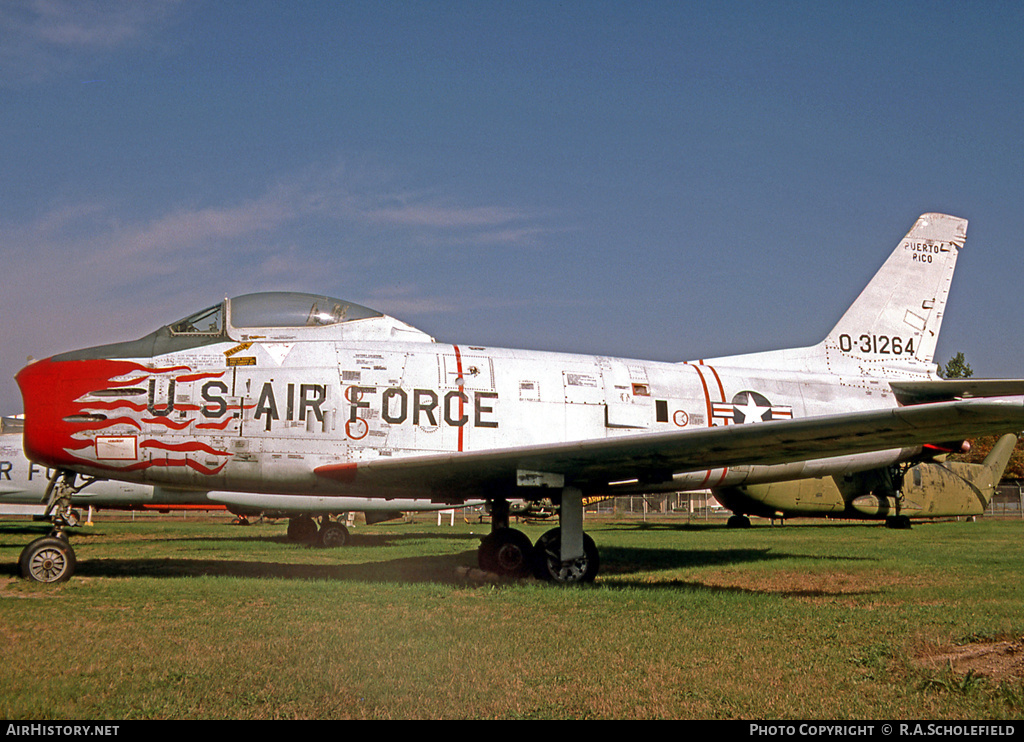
[988,482,1023,518]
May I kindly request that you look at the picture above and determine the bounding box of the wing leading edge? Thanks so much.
[315,397,1024,500]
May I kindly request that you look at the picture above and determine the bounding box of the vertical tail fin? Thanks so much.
[823,213,966,376]
[697,213,967,376]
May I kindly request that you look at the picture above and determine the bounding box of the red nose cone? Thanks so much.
[17,357,66,468]
[16,357,153,471]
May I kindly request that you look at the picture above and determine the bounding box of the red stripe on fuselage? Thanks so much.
[453,344,464,452]
[690,363,730,485]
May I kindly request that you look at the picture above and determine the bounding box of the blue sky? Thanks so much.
[2,1,1023,413]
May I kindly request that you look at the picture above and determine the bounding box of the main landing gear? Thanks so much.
[478,499,534,578]
[477,489,599,584]
[19,470,87,584]
[286,515,350,547]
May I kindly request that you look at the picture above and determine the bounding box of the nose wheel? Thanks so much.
[20,536,76,583]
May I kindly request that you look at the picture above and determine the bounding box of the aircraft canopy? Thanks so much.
[230,292,383,329]
[169,292,385,336]
[52,291,433,362]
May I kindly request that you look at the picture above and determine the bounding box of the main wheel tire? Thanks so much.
[532,528,599,584]
[885,515,912,530]
[478,529,534,577]
[317,522,350,548]
[20,537,76,584]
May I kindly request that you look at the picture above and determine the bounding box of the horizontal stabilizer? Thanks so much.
[890,379,1024,405]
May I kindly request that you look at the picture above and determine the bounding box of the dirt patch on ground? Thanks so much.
[915,639,1024,681]
[0,576,53,597]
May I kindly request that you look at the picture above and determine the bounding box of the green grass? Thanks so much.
[1,513,1022,719]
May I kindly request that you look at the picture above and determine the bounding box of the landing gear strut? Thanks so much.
[19,470,89,583]
[883,464,912,530]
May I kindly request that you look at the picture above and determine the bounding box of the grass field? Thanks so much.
[1,511,1023,719]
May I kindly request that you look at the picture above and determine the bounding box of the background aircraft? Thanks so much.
[14,213,1024,584]
[713,433,1018,528]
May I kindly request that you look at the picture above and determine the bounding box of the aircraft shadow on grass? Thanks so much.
[2,526,879,598]
[65,553,475,583]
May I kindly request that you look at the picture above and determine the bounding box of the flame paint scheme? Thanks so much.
[15,213,1024,583]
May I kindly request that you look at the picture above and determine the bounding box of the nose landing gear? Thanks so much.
[19,470,90,583]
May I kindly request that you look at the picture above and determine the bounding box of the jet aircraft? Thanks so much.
[713,433,1018,528]
[15,213,1024,584]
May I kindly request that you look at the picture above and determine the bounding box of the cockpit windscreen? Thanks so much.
[169,304,224,336]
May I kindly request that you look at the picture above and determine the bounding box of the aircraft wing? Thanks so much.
[315,397,1024,500]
